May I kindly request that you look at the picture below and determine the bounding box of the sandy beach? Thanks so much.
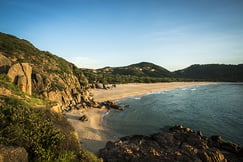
[92,82,215,102]
[67,82,215,154]
[66,108,114,154]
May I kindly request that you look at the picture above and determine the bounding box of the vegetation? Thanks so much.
[83,62,177,84]
[0,95,101,161]
[0,32,88,93]
[83,70,178,84]
[0,32,100,161]
[174,64,243,82]
[84,63,243,84]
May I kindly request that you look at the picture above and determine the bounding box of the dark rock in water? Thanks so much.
[99,125,243,162]
[0,145,28,162]
[100,101,125,111]
[210,136,241,154]
[79,115,88,122]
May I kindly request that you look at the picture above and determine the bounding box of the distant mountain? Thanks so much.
[174,64,243,82]
[97,62,174,78]
[82,62,176,84]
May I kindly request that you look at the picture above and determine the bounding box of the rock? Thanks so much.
[221,141,240,153]
[7,63,32,95]
[50,104,62,113]
[0,53,11,73]
[79,115,88,122]
[199,150,226,162]
[99,126,242,162]
[32,73,45,91]
[95,83,103,89]
[0,145,28,162]
[197,131,203,137]
[101,101,125,111]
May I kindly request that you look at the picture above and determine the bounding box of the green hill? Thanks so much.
[83,62,176,84]
[174,64,243,82]
[98,62,173,78]
[0,32,93,110]
[0,32,100,161]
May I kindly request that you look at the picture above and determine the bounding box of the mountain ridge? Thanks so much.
[83,62,243,83]
[96,62,174,78]
[174,64,243,82]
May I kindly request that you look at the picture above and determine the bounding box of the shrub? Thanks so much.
[0,96,82,161]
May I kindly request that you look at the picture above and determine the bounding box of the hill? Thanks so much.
[0,32,100,161]
[83,62,176,84]
[174,64,243,82]
[97,62,173,78]
[0,32,96,111]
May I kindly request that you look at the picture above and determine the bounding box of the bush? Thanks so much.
[0,96,82,161]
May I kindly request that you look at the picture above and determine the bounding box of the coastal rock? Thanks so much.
[101,101,124,111]
[0,145,28,162]
[99,125,243,162]
[7,63,32,95]
[210,136,241,153]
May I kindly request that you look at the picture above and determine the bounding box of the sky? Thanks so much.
[1,0,243,71]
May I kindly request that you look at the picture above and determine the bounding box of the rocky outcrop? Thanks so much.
[0,145,28,162]
[31,71,97,112]
[0,33,96,112]
[99,125,243,162]
[0,53,11,73]
[7,63,32,95]
[99,101,124,111]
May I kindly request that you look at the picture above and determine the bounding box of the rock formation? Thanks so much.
[99,125,243,162]
[0,53,11,73]
[0,32,97,113]
[0,145,28,162]
[7,63,32,95]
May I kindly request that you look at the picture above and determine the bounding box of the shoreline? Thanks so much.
[67,82,217,154]
[65,108,115,154]
[92,82,217,102]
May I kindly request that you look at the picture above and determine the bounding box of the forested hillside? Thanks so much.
[174,64,243,82]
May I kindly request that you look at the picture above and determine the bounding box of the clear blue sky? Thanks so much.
[1,0,243,71]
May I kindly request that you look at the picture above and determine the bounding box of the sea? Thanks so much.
[103,83,243,145]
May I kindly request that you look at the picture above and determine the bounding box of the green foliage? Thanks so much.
[83,62,177,84]
[0,32,88,94]
[0,96,82,161]
[83,70,178,84]
[56,151,77,162]
[97,62,174,78]
[78,149,102,162]
[0,74,25,97]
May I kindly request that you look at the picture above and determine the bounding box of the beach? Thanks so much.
[67,82,215,154]
[66,108,114,154]
[92,82,215,102]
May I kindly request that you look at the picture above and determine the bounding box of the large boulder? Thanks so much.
[0,145,28,162]
[7,63,32,95]
[0,53,11,73]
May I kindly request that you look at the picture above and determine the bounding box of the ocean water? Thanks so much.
[103,83,243,145]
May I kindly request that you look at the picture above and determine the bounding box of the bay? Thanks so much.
[104,83,243,145]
